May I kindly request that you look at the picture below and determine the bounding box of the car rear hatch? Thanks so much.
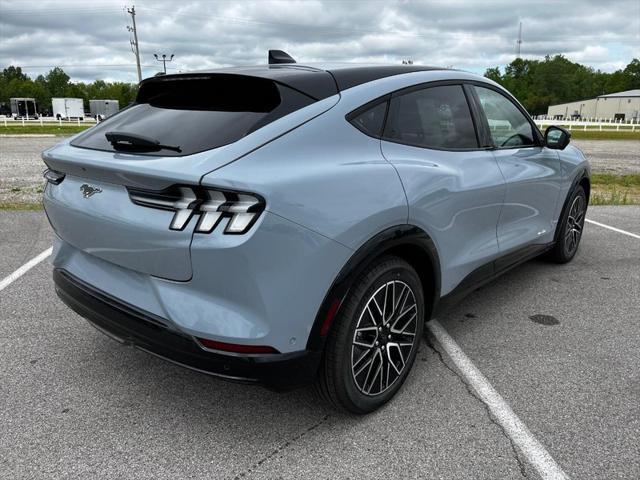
[43,69,339,281]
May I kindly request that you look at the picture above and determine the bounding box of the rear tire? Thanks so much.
[316,256,424,414]
[548,185,587,263]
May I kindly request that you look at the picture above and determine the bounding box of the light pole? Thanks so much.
[154,53,174,74]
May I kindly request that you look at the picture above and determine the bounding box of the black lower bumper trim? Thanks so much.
[53,269,320,388]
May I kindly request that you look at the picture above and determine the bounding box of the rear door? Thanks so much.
[379,83,506,294]
[471,85,562,252]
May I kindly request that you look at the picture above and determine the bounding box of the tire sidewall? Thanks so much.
[557,186,587,262]
[334,260,424,413]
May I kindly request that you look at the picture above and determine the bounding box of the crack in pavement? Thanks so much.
[423,334,530,479]
[233,414,331,479]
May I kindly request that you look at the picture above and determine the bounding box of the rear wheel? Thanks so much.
[548,185,587,263]
[317,256,424,413]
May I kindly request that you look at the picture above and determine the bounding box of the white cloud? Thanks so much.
[0,0,638,83]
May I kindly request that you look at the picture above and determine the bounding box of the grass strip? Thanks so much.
[0,125,91,135]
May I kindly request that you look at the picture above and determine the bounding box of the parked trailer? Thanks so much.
[10,98,39,119]
[52,98,85,120]
[89,99,119,120]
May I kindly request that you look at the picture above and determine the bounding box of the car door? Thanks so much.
[471,85,562,253]
[379,83,506,295]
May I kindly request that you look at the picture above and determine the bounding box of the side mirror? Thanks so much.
[545,125,571,150]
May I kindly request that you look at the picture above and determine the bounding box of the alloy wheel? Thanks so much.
[564,195,585,255]
[351,280,418,396]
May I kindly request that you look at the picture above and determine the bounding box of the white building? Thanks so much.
[546,89,640,120]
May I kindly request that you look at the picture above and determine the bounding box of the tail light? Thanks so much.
[196,337,279,354]
[43,169,66,185]
[128,185,265,234]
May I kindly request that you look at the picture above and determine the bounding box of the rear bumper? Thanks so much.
[53,268,321,388]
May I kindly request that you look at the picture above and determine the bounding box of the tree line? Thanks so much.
[1,56,639,116]
[0,66,138,115]
[485,55,640,115]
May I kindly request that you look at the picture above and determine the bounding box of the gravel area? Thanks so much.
[0,136,58,204]
[1,136,638,204]
[572,139,640,175]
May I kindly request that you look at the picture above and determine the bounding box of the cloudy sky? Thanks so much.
[1,0,638,83]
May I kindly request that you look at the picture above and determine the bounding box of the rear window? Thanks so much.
[71,74,316,156]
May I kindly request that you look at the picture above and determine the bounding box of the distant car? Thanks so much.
[42,51,590,413]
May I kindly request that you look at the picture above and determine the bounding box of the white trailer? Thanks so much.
[89,99,119,120]
[52,97,85,120]
[10,98,39,119]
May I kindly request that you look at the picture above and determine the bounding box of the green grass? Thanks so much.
[590,173,640,205]
[0,202,43,210]
[0,125,91,135]
[566,130,640,140]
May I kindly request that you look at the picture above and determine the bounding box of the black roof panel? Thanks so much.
[325,65,444,91]
[139,64,446,101]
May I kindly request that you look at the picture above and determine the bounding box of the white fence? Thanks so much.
[534,117,638,132]
[2,114,639,132]
[2,116,99,127]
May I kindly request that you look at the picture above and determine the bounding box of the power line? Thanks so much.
[1,7,122,16]
[16,64,176,69]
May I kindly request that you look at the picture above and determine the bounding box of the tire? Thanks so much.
[548,185,587,263]
[317,256,425,414]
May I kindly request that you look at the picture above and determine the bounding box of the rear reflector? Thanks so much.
[196,337,279,354]
[320,298,342,337]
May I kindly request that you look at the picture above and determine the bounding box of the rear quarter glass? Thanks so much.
[71,75,318,157]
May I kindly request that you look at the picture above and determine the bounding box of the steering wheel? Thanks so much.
[500,133,526,147]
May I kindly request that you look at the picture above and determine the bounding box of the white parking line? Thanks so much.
[426,319,570,480]
[585,219,640,239]
[0,247,52,293]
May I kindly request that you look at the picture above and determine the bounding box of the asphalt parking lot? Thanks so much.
[1,207,639,479]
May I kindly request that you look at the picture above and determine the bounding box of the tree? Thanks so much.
[484,56,640,115]
[623,59,640,89]
[1,66,28,82]
[45,67,70,97]
[484,67,501,83]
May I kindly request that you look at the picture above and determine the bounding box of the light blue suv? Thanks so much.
[43,51,589,413]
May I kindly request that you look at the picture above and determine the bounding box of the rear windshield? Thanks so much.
[71,74,316,156]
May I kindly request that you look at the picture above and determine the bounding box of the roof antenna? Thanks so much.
[268,50,296,64]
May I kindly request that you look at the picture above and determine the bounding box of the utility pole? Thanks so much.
[516,22,523,59]
[154,54,174,74]
[127,5,142,83]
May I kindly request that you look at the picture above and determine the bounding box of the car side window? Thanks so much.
[349,101,388,137]
[474,86,535,148]
[383,85,478,149]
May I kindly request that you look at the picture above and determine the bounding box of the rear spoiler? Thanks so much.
[137,67,337,102]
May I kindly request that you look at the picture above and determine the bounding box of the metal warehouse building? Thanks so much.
[546,89,640,120]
